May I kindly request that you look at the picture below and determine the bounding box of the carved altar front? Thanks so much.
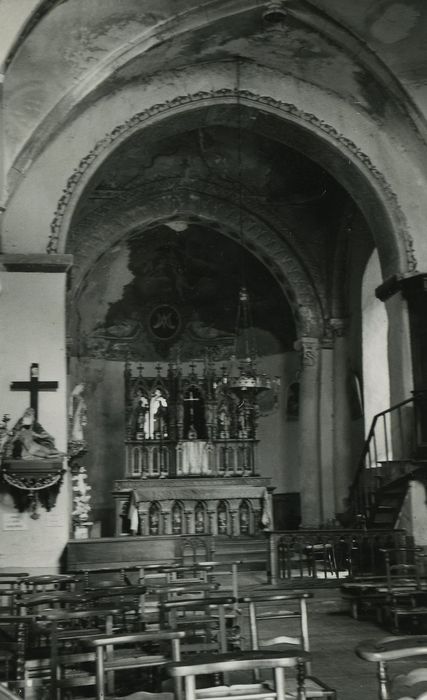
[113,360,274,537]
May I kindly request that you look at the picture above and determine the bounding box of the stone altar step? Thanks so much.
[213,535,268,571]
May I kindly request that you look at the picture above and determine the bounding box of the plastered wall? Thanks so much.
[0,271,69,572]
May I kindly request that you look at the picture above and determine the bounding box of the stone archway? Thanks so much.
[67,187,325,339]
[47,90,415,281]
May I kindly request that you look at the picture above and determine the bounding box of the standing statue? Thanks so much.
[6,408,64,460]
[134,391,149,439]
[69,383,88,443]
[218,405,231,439]
[149,389,168,438]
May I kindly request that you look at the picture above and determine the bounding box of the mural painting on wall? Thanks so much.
[76,224,293,362]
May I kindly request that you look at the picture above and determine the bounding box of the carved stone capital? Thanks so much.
[294,337,320,367]
[329,318,348,338]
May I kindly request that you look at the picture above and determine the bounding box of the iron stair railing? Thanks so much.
[348,396,416,524]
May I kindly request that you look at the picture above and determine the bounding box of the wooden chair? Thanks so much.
[375,549,427,633]
[84,584,147,631]
[340,547,424,626]
[340,578,388,622]
[159,595,236,655]
[304,544,338,580]
[15,591,86,616]
[71,565,147,589]
[356,635,427,699]
[0,615,42,682]
[163,563,215,586]
[239,593,336,698]
[144,581,220,629]
[88,629,185,700]
[41,607,118,700]
[167,649,310,700]
[20,575,78,594]
[0,574,29,615]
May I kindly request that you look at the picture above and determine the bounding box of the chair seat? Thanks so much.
[195,684,276,700]
[104,654,166,671]
[194,678,332,700]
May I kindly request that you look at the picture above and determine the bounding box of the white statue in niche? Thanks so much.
[69,383,88,443]
[134,391,150,439]
[149,389,168,438]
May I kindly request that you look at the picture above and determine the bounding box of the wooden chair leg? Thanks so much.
[377,661,391,700]
[95,646,105,700]
[184,674,197,700]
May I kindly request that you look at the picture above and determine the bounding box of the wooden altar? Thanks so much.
[112,360,275,538]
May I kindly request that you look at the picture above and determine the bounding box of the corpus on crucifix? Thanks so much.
[183,388,204,439]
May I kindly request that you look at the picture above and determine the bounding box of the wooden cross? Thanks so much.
[10,363,59,420]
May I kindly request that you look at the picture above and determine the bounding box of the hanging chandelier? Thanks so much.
[220,60,280,400]
[226,286,274,395]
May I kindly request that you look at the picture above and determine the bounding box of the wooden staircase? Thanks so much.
[347,395,427,530]
[369,472,413,529]
[369,465,427,529]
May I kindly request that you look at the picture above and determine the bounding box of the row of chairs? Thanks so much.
[341,547,427,633]
[0,566,337,700]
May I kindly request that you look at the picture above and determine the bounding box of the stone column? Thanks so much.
[296,337,322,528]
[0,254,72,572]
[330,319,353,515]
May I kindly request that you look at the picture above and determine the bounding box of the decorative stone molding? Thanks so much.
[48,88,416,274]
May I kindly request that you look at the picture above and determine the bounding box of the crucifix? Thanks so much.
[184,390,200,439]
[10,363,59,420]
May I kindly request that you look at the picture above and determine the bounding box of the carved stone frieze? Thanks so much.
[48,88,417,274]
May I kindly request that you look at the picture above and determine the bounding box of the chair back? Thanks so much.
[167,649,310,700]
[356,635,427,700]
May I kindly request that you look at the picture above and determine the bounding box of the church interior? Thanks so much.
[2,1,427,698]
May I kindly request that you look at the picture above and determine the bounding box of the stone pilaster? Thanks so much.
[296,336,322,527]
[319,331,334,523]
[330,318,353,514]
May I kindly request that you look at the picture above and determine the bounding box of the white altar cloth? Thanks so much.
[181,440,210,475]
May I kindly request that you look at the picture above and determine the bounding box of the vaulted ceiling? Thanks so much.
[3,0,425,346]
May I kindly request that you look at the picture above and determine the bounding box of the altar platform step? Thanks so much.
[212,536,268,572]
